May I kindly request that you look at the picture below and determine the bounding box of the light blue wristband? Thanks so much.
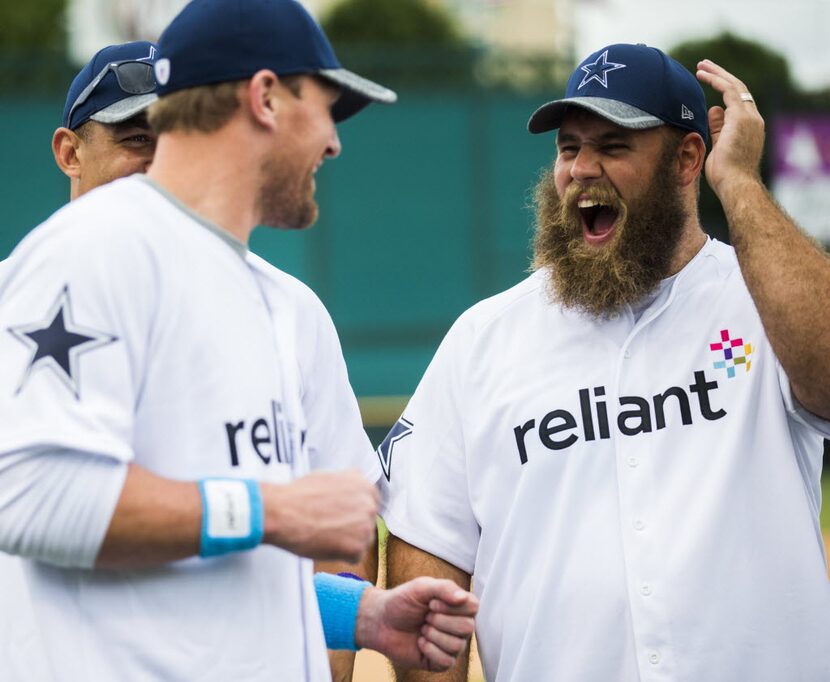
[197,478,264,558]
[314,572,372,650]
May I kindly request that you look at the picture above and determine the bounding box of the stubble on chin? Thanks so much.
[257,161,319,230]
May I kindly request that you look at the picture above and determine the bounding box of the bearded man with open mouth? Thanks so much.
[533,120,689,317]
[381,42,830,682]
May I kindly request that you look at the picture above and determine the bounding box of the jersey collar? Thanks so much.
[135,175,248,259]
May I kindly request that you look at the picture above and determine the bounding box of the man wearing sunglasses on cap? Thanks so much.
[0,39,160,682]
[0,1,478,681]
[51,40,158,200]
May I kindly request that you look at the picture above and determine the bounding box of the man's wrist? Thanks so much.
[259,482,281,546]
[353,585,381,651]
[712,172,763,208]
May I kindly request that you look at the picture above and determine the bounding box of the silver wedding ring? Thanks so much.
[739,92,754,102]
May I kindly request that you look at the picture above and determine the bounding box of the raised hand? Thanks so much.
[355,577,479,672]
[695,59,766,198]
[263,470,379,562]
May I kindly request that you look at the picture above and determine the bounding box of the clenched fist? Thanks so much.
[356,577,479,672]
[263,470,379,562]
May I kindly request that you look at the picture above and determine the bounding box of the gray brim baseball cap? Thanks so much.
[89,93,158,124]
[527,44,708,140]
[528,96,663,134]
[319,68,397,122]
[62,41,159,130]
[155,0,397,123]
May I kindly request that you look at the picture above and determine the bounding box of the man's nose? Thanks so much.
[326,128,342,159]
[570,147,602,182]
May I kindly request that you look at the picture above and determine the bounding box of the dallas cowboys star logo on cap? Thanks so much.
[578,50,626,89]
[8,285,118,399]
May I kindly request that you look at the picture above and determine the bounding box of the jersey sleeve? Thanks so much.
[0,213,157,462]
[379,315,479,574]
[775,361,828,523]
[777,363,830,439]
[295,290,379,483]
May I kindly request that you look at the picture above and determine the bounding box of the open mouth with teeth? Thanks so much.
[578,198,620,245]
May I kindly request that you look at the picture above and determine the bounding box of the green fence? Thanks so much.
[1,89,559,404]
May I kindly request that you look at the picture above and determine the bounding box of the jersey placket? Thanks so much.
[612,292,680,682]
[248,263,317,682]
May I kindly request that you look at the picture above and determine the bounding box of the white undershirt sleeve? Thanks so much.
[0,448,128,568]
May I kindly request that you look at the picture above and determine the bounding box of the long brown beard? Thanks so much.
[532,142,688,317]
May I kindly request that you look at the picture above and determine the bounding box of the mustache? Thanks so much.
[531,151,687,317]
[554,181,627,229]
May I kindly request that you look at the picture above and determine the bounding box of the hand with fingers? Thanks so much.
[696,59,766,198]
[263,470,380,562]
[354,577,479,672]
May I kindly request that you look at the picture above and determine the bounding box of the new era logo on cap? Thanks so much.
[527,43,708,140]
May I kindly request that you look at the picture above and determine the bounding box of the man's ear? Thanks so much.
[245,70,283,131]
[676,132,706,187]
[52,127,83,179]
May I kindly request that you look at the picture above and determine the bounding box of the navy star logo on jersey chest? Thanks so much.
[8,285,118,399]
[578,50,626,89]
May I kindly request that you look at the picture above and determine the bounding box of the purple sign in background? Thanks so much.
[772,115,830,242]
[773,116,830,178]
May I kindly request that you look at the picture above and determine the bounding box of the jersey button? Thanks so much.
[627,457,639,468]
[640,584,652,596]
[609,312,620,321]
[633,519,645,531]
[649,652,661,665]
[624,349,631,359]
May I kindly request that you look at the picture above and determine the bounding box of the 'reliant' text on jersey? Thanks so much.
[379,238,830,682]
[0,175,378,682]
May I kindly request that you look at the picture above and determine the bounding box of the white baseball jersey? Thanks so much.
[380,238,830,682]
[0,175,378,682]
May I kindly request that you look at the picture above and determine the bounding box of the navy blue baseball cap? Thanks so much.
[62,41,159,130]
[528,43,708,140]
[154,0,397,122]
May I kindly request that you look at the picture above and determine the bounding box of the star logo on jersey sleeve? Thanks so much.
[376,417,413,481]
[8,285,118,399]
[578,50,627,89]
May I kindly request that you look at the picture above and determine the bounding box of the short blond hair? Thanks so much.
[148,75,306,135]
[148,80,245,134]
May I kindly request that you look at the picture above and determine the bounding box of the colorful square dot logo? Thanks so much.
[710,329,752,379]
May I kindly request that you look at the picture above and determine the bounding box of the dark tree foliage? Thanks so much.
[671,32,795,119]
[669,33,798,241]
[322,0,463,46]
[0,0,66,50]
[321,0,476,86]
[0,0,73,90]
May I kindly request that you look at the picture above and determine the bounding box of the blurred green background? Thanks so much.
[2,3,828,681]
[1,88,556,398]
[2,0,828,449]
